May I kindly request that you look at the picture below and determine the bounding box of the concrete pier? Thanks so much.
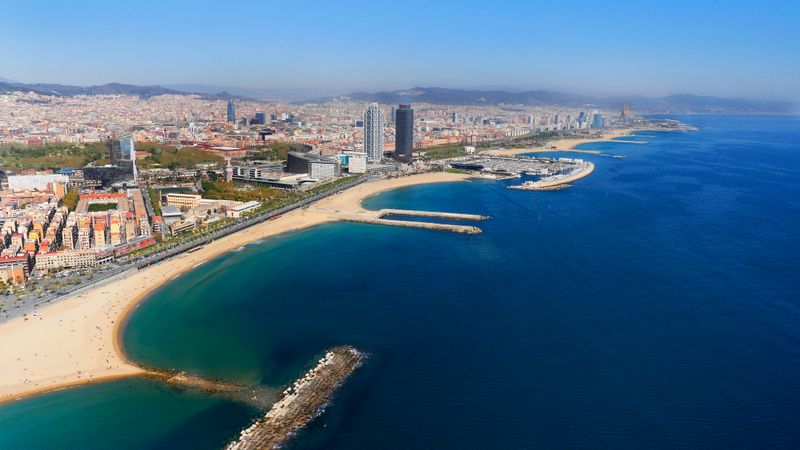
[342,216,482,234]
[312,207,488,234]
[378,208,489,221]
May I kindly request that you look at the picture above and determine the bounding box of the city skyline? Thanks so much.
[1,0,798,101]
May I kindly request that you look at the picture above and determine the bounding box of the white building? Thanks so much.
[226,201,261,218]
[346,152,367,173]
[7,173,69,191]
[309,160,338,179]
[363,103,385,162]
[35,249,97,270]
[165,193,203,209]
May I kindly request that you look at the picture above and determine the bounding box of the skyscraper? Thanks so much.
[394,104,414,162]
[390,106,397,123]
[363,103,385,162]
[591,112,604,128]
[119,137,137,181]
[101,137,136,182]
[622,103,631,119]
[227,100,236,123]
[106,138,123,163]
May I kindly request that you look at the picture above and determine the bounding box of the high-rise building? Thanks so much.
[622,103,631,119]
[363,103,385,162]
[106,138,123,163]
[95,137,136,184]
[227,100,236,123]
[255,112,266,124]
[591,112,604,128]
[390,106,397,123]
[451,112,458,123]
[119,137,137,181]
[394,104,414,163]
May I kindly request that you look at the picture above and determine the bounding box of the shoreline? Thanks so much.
[483,126,663,157]
[0,172,469,404]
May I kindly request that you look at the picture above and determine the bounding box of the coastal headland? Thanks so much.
[0,172,469,404]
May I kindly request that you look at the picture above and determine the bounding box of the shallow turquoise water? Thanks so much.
[0,377,254,449]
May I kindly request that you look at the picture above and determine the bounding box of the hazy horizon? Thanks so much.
[1,0,798,102]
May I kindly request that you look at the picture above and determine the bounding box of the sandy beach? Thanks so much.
[0,172,469,403]
[484,127,646,157]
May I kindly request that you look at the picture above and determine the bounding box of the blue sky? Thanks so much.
[0,0,798,100]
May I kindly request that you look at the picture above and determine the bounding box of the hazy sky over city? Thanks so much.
[1,0,798,100]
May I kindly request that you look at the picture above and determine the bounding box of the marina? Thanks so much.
[449,155,595,190]
[508,161,595,190]
[450,155,590,179]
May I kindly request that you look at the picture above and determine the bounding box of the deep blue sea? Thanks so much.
[1,115,799,449]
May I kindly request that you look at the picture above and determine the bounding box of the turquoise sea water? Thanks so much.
[1,115,799,449]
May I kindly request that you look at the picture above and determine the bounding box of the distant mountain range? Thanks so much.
[162,84,345,102]
[0,80,245,100]
[0,79,795,114]
[318,87,798,114]
[0,79,333,102]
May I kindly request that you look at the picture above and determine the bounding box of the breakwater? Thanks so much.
[319,207,488,234]
[378,208,489,222]
[342,217,482,234]
[226,346,364,450]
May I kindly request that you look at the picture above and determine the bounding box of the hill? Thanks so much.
[317,87,797,114]
[0,81,247,100]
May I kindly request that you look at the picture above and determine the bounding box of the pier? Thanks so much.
[313,207,489,234]
[341,216,483,234]
[378,208,488,222]
[226,346,364,450]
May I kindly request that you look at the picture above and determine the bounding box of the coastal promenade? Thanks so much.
[0,172,469,403]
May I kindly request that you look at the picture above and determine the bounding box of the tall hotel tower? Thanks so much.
[394,104,414,162]
[227,100,236,123]
[363,103,385,162]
